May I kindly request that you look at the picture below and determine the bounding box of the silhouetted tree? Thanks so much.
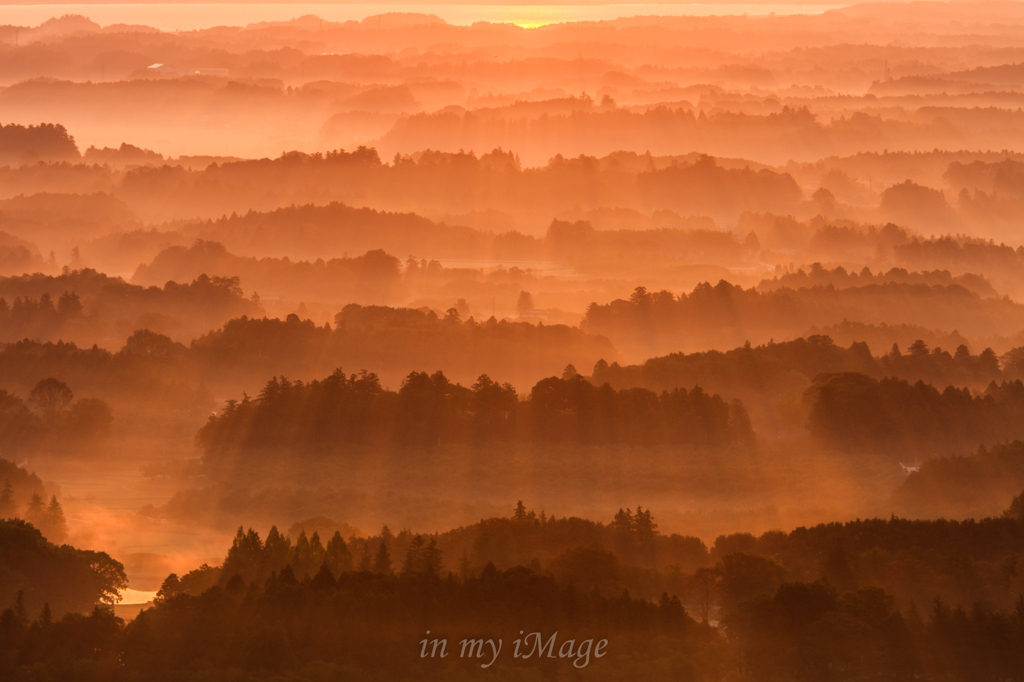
[402,535,426,575]
[27,378,73,423]
[264,526,291,572]
[221,527,265,584]
[309,532,326,571]
[515,290,535,316]
[357,545,371,572]
[0,480,15,519]
[43,497,66,544]
[56,291,82,318]
[292,531,313,578]
[24,493,45,531]
[324,531,352,576]
[373,541,392,575]
[1004,489,1024,520]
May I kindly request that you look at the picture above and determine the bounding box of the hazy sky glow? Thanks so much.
[2,3,845,30]
[5,4,1024,673]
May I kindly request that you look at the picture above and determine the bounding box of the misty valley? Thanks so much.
[3,2,1024,680]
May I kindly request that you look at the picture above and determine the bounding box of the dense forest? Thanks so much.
[0,377,111,458]
[0,122,79,165]
[4,319,1024,454]
[893,440,1024,518]
[0,268,260,346]
[0,144,1021,282]
[804,373,1024,457]
[0,519,125,617]
[0,306,615,403]
[196,367,754,462]
[4,503,1024,680]
[587,334,1018,436]
[0,145,805,225]
[757,263,998,298]
[591,334,1007,397]
[128,208,757,279]
[582,281,1024,358]
[192,304,616,391]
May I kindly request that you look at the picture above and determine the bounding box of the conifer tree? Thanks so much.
[292,531,313,578]
[358,545,372,572]
[324,531,352,576]
[44,496,67,544]
[0,480,15,519]
[374,541,392,575]
[24,493,45,530]
[264,526,292,572]
[221,527,265,583]
[156,574,181,602]
[28,378,73,424]
[309,532,326,570]
[310,562,336,591]
[13,591,27,626]
[402,535,425,575]
[422,539,442,576]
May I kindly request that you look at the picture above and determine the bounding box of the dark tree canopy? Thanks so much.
[195,367,754,461]
[0,519,126,617]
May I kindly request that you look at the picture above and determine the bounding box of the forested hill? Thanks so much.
[5,505,1024,680]
[582,281,1024,358]
[0,305,617,403]
[196,368,754,461]
[587,332,1010,391]
[586,334,1018,440]
[0,269,260,347]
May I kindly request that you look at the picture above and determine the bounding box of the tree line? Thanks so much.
[804,372,1024,457]
[0,123,79,164]
[0,378,112,459]
[6,503,1024,680]
[8,322,1024,455]
[758,262,997,298]
[896,234,1024,299]
[135,213,759,280]
[192,304,615,392]
[581,281,1024,359]
[590,331,1012,397]
[2,557,715,681]
[0,306,615,408]
[892,440,1024,518]
[161,499,1024,619]
[196,366,754,461]
[0,487,67,544]
[0,519,126,619]
[4,143,803,225]
[0,269,260,346]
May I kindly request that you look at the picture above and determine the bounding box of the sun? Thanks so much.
[498,6,572,29]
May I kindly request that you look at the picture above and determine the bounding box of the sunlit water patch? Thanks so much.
[120,587,159,604]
